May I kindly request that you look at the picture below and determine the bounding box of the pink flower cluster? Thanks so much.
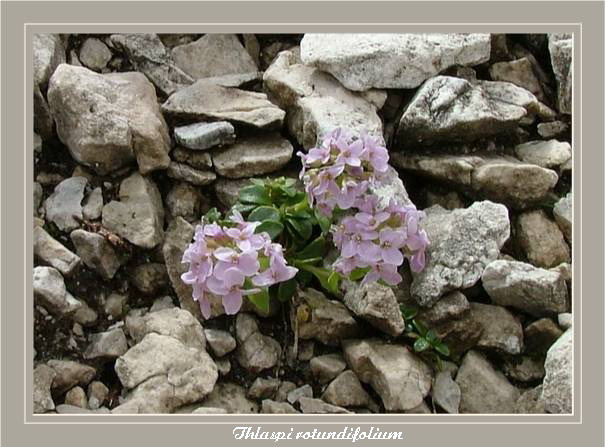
[331,195,429,285]
[181,211,298,319]
[297,129,389,216]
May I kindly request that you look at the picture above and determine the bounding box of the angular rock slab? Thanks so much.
[102,172,164,249]
[410,201,510,307]
[514,140,571,169]
[541,328,572,414]
[34,226,81,276]
[174,121,235,151]
[263,50,383,149]
[343,280,405,336]
[553,193,572,242]
[162,80,285,129]
[396,76,540,148]
[548,33,572,114]
[516,209,570,268]
[301,33,491,91]
[70,229,121,279]
[212,133,293,179]
[44,176,87,232]
[109,33,194,96]
[482,260,569,317]
[456,350,519,414]
[471,302,524,355]
[342,339,432,412]
[171,34,258,80]
[47,64,171,174]
[33,33,65,139]
[115,333,218,413]
[33,266,81,317]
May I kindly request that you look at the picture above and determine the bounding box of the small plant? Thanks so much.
[181,128,429,317]
[400,304,450,369]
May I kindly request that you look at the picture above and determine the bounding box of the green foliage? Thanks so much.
[400,304,451,365]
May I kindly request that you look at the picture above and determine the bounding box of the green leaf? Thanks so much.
[295,236,327,260]
[231,203,258,214]
[296,263,341,296]
[426,329,439,344]
[255,220,284,239]
[239,185,271,205]
[414,320,428,337]
[296,270,313,287]
[249,178,266,186]
[349,267,371,281]
[247,289,270,313]
[248,206,281,223]
[327,271,341,295]
[414,337,431,353]
[277,278,297,302]
[314,210,332,234]
[399,304,418,321]
[203,207,221,223]
[434,342,450,357]
[287,217,313,241]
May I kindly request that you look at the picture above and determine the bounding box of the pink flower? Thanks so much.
[252,256,298,287]
[361,263,402,286]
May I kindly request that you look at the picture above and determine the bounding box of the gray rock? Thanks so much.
[396,76,540,148]
[482,260,569,317]
[214,178,253,208]
[456,350,520,413]
[263,50,383,148]
[212,134,293,179]
[72,299,99,327]
[166,182,205,222]
[191,407,228,414]
[516,210,570,268]
[87,381,109,410]
[410,201,510,307]
[109,33,194,96]
[292,288,360,346]
[541,328,572,413]
[33,34,65,139]
[115,333,217,413]
[553,193,572,242]
[84,328,128,360]
[425,190,465,210]
[48,64,171,174]
[104,293,128,319]
[261,399,299,414]
[33,266,81,317]
[548,34,572,114]
[204,329,236,357]
[215,358,231,376]
[514,140,571,169]
[558,312,572,330]
[34,364,56,413]
[150,296,175,313]
[300,33,491,91]
[235,332,281,373]
[322,370,371,408]
[489,57,545,100]
[125,307,206,351]
[287,384,313,404]
[34,226,81,276]
[174,121,235,151]
[524,318,563,355]
[79,38,112,71]
[70,229,121,279]
[166,162,216,185]
[309,353,347,384]
[161,80,285,129]
[418,292,483,357]
[171,34,257,79]
[248,378,281,400]
[515,385,546,414]
[502,356,545,382]
[34,181,43,216]
[235,312,260,343]
[197,382,258,414]
[130,263,168,295]
[274,381,297,403]
[471,302,524,355]
[342,338,432,411]
[82,187,104,220]
[432,371,461,414]
[171,147,213,170]
[391,152,483,187]
[343,281,405,337]
[65,386,88,408]
[47,359,96,393]
[369,164,413,208]
[537,121,569,139]
[102,172,164,249]
[202,71,263,88]
[56,404,110,414]
[44,176,87,231]
[298,397,351,414]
